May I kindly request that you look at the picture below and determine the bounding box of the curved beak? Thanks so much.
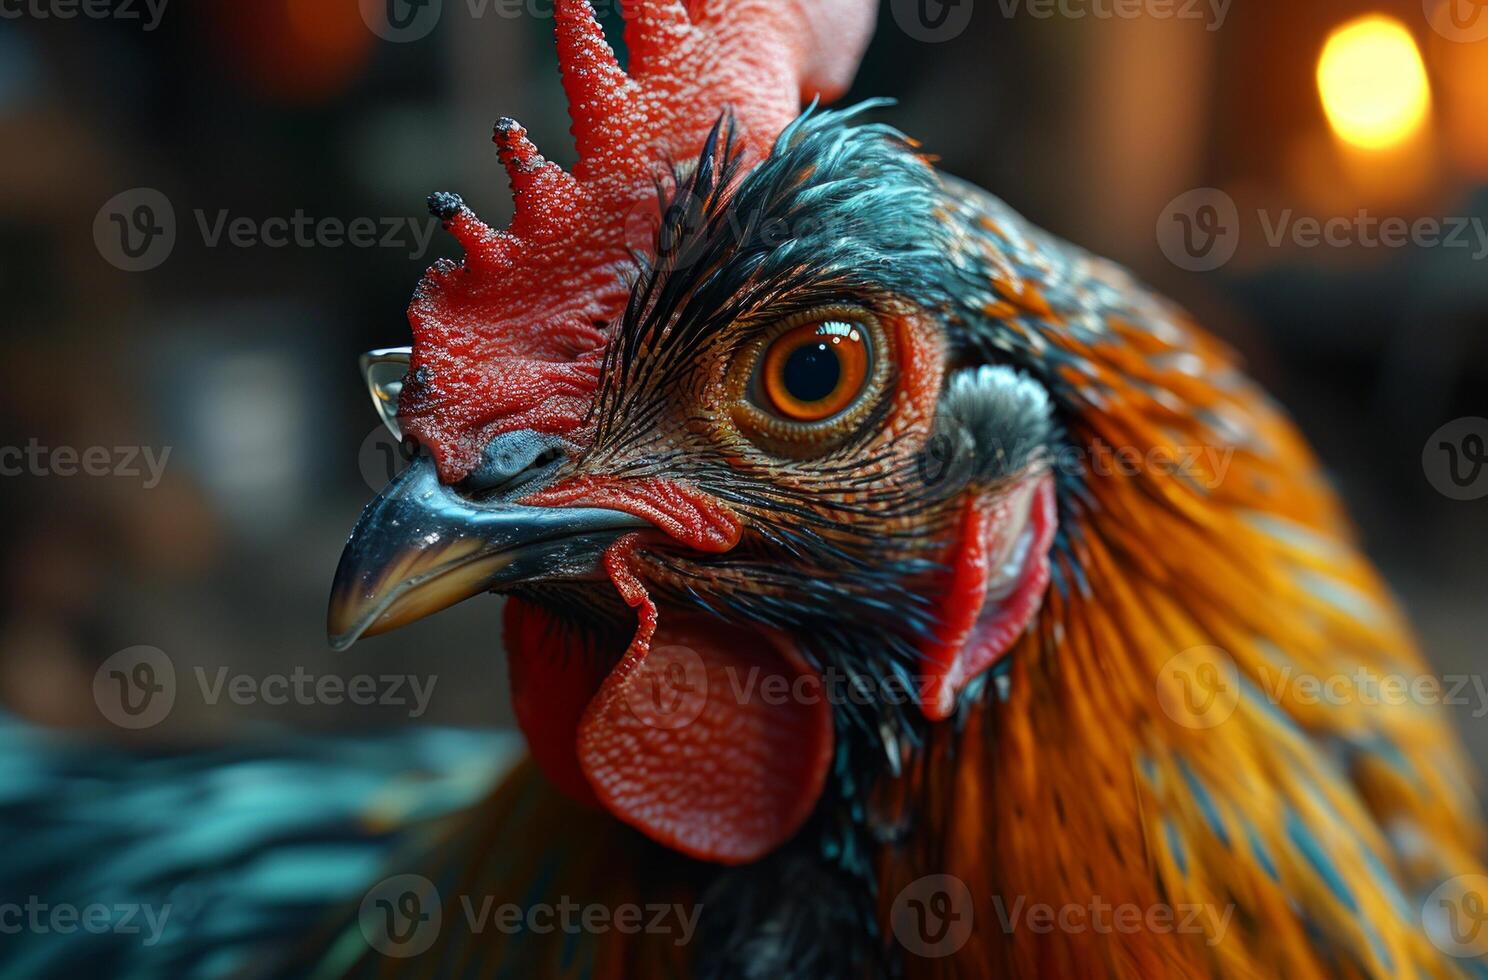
[328,455,649,650]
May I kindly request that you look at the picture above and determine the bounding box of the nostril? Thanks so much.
[461,430,567,499]
[531,446,563,469]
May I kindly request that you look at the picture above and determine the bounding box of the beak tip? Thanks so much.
[326,455,654,648]
[326,596,368,651]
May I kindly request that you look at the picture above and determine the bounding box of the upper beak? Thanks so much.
[328,454,649,650]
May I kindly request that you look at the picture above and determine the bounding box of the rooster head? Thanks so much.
[329,0,1061,866]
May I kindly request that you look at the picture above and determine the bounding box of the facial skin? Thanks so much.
[529,303,955,634]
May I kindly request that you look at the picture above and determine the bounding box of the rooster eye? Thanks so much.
[761,320,872,422]
[731,307,890,453]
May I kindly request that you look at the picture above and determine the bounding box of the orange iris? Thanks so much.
[760,320,872,422]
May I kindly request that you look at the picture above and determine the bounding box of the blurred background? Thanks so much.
[1,0,1485,764]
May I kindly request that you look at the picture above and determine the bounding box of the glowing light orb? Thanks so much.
[1317,16,1432,151]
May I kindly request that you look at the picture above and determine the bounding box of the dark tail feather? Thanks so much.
[0,713,516,979]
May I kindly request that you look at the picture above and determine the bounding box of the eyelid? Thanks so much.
[727,305,893,455]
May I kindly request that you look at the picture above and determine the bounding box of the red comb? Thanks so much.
[398,0,876,481]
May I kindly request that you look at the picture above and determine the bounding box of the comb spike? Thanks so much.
[493,117,547,193]
[553,0,635,169]
[623,0,692,79]
[451,213,513,270]
[427,193,511,270]
[494,117,584,242]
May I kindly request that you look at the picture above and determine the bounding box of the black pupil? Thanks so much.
[782,341,842,404]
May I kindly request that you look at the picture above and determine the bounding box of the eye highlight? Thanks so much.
[729,307,892,455]
[760,319,872,422]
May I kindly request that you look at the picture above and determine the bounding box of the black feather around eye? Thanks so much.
[930,365,1055,489]
[590,101,953,452]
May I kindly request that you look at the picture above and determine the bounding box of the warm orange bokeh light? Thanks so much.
[212,0,374,105]
[1317,15,1432,151]
[1435,33,1488,176]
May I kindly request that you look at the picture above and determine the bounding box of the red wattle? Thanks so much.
[505,538,835,865]
[504,598,609,807]
[919,474,1058,721]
